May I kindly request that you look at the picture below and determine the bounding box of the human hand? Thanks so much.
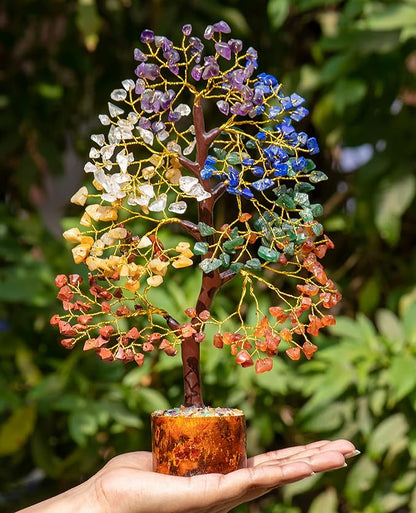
[17,439,357,513]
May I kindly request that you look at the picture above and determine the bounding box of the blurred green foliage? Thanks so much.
[1,0,416,511]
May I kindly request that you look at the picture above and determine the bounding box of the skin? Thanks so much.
[17,439,358,513]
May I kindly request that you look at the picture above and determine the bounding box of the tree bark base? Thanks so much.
[151,407,247,476]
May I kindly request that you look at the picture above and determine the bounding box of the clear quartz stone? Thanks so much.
[174,103,191,116]
[111,88,127,101]
[138,127,154,146]
[189,125,195,135]
[127,111,139,124]
[168,201,187,214]
[183,140,196,155]
[108,126,122,144]
[157,130,170,142]
[148,193,167,212]
[122,79,135,91]
[89,147,100,159]
[166,141,182,154]
[98,114,111,126]
[138,184,155,198]
[179,176,199,193]
[91,134,106,146]
[108,102,125,117]
[190,183,211,201]
[101,144,115,160]
[116,150,129,173]
[84,162,97,173]
[118,126,134,139]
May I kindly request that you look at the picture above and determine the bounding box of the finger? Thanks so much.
[249,439,355,467]
[259,449,346,475]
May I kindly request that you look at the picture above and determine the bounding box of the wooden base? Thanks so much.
[151,407,247,476]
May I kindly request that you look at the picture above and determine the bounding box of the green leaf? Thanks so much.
[387,355,416,402]
[367,413,409,458]
[333,79,367,114]
[375,174,416,246]
[68,409,99,446]
[308,487,338,513]
[357,3,416,31]
[267,0,290,29]
[138,388,170,414]
[0,405,36,456]
[345,455,379,502]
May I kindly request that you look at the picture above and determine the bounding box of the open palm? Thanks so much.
[91,439,356,513]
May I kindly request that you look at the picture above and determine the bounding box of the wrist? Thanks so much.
[16,478,101,513]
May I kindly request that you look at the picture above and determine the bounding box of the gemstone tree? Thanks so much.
[51,21,341,409]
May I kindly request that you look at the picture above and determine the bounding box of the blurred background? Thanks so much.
[1,0,416,511]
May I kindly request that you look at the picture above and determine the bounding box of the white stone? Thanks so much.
[183,140,196,155]
[174,103,191,116]
[138,127,154,146]
[148,194,167,212]
[116,150,129,173]
[157,130,170,142]
[98,114,111,126]
[166,141,182,154]
[127,111,139,124]
[179,176,199,193]
[89,147,100,159]
[108,102,124,117]
[168,201,187,214]
[137,235,152,249]
[189,183,211,201]
[138,184,155,198]
[111,88,127,101]
[84,162,97,173]
[101,144,115,160]
[122,79,135,91]
[91,134,106,146]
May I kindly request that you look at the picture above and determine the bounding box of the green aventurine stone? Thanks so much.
[304,159,316,172]
[198,222,215,236]
[193,242,209,255]
[310,203,323,216]
[244,258,262,271]
[246,140,256,149]
[309,171,328,183]
[283,242,295,256]
[223,237,245,253]
[275,193,296,210]
[230,262,243,273]
[219,253,230,267]
[300,209,314,222]
[295,182,315,193]
[199,258,222,273]
[227,153,240,165]
[312,223,323,236]
[258,245,279,262]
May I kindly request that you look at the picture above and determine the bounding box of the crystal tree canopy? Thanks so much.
[52,21,341,406]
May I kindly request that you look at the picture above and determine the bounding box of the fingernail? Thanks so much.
[310,471,316,476]
[343,462,348,467]
[345,450,361,458]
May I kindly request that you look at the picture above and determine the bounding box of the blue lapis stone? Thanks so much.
[280,123,296,137]
[292,157,307,172]
[297,132,308,145]
[274,164,288,177]
[307,137,320,155]
[241,187,254,199]
[268,106,281,119]
[226,186,239,195]
[242,158,254,166]
[290,92,305,107]
[205,155,217,166]
[201,167,213,179]
[280,96,293,111]
[252,166,264,177]
[255,131,266,140]
[290,106,309,122]
[252,178,274,191]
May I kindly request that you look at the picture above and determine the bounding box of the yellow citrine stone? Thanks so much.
[172,256,193,269]
[72,243,91,264]
[62,227,82,243]
[70,186,89,206]
[147,275,163,287]
[85,204,118,222]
